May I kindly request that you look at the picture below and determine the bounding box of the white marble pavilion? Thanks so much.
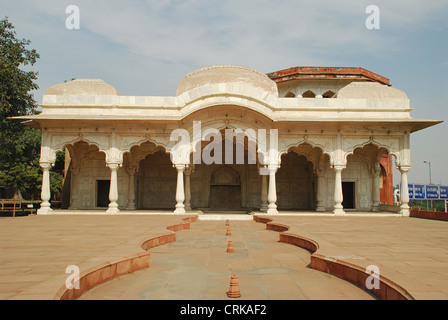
[18,65,441,215]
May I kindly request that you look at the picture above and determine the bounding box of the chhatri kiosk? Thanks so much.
[20,65,440,216]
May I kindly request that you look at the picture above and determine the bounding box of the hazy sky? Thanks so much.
[2,0,447,185]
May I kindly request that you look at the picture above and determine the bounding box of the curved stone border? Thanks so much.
[253,215,415,300]
[55,216,197,300]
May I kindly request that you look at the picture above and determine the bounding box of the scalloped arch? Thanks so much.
[121,137,171,166]
[190,125,268,166]
[344,138,399,164]
[278,138,333,166]
[51,136,108,163]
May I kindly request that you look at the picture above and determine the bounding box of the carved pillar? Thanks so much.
[399,165,411,216]
[105,131,122,214]
[333,165,345,215]
[106,163,120,214]
[260,172,268,212]
[174,164,186,214]
[69,166,79,210]
[37,162,53,215]
[372,163,381,211]
[126,166,137,210]
[267,165,278,214]
[399,132,411,217]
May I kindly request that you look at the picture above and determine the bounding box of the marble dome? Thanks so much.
[176,65,278,97]
[45,79,120,96]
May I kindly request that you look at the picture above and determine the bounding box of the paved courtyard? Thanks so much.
[80,219,374,300]
[0,212,447,300]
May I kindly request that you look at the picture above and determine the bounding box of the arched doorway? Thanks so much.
[347,142,392,211]
[277,152,316,210]
[63,140,118,210]
[137,150,176,209]
[208,165,242,210]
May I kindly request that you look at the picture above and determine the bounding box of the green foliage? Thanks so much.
[410,200,447,212]
[50,151,65,195]
[0,124,42,199]
[0,17,64,200]
[0,17,39,118]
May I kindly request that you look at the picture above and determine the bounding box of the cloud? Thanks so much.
[6,2,365,65]
[7,0,447,73]
[2,0,447,184]
[3,1,445,97]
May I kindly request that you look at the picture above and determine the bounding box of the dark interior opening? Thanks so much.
[97,180,110,208]
[342,182,355,209]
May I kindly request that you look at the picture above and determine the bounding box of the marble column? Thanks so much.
[267,165,278,214]
[260,173,268,212]
[106,163,120,214]
[174,164,186,214]
[333,165,345,215]
[37,162,53,215]
[126,166,137,210]
[399,166,411,216]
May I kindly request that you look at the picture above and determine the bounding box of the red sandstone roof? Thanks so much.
[267,67,390,86]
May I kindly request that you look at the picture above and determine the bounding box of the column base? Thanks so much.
[126,200,136,210]
[37,206,53,215]
[106,203,120,214]
[267,207,278,214]
[174,207,186,214]
[400,205,410,217]
[333,208,345,215]
[126,202,136,210]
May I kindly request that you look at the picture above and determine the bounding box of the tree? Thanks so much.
[0,17,63,200]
